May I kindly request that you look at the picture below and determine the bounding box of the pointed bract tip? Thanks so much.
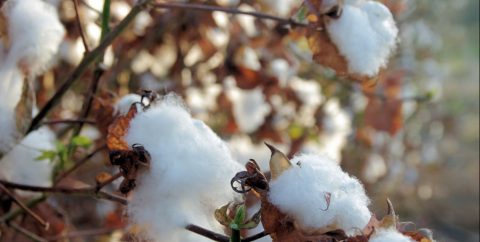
[264,142,276,154]
[386,198,395,216]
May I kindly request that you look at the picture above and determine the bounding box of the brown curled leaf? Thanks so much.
[107,103,138,151]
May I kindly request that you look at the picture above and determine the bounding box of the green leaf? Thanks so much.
[231,204,246,229]
[35,150,57,162]
[295,5,308,22]
[239,209,261,229]
[72,136,92,149]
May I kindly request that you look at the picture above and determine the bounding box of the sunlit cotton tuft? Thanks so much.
[268,153,371,236]
[370,228,415,242]
[326,1,398,77]
[125,94,243,242]
[3,0,65,76]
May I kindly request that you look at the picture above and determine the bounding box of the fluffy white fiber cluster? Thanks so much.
[370,229,415,242]
[2,0,65,77]
[0,0,65,154]
[0,128,56,196]
[326,0,398,77]
[125,94,243,242]
[268,153,371,235]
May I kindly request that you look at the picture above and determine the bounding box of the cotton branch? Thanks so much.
[152,2,309,28]
[54,144,107,184]
[27,0,154,133]
[0,178,127,205]
[72,0,90,53]
[0,184,49,229]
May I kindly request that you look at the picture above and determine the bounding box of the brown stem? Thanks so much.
[95,172,122,191]
[41,119,96,126]
[70,66,105,140]
[0,184,49,230]
[0,195,46,224]
[0,180,127,205]
[152,2,308,28]
[185,224,229,242]
[8,222,47,242]
[54,144,107,184]
[27,0,153,133]
[73,0,90,53]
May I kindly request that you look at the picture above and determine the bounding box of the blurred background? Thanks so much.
[1,0,478,241]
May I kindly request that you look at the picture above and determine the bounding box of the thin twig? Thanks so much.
[0,180,128,205]
[73,0,90,53]
[27,0,153,133]
[70,67,105,140]
[54,144,107,184]
[152,2,308,28]
[80,0,102,15]
[185,224,229,242]
[95,172,122,191]
[0,184,49,230]
[0,195,46,224]
[41,119,96,126]
[8,222,47,242]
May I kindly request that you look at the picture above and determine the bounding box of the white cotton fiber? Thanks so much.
[114,94,142,116]
[268,153,371,235]
[0,127,56,197]
[227,87,271,133]
[326,1,398,77]
[370,229,415,242]
[3,0,65,76]
[125,94,243,242]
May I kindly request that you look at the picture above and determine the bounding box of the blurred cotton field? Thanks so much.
[0,0,478,241]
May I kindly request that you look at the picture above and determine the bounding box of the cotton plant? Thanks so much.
[121,94,243,241]
[268,153,371,236]
[305,0,398,82]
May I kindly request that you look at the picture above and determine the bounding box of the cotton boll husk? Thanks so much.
[268,153,371,236]
[125,94,243,242]
[370,229,415,242]
[3,0,65,77]
[0,127,55,197]
[326,2,398,77]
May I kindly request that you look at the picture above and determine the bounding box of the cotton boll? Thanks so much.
[268,153,371,236]
[125,94,243,242]
[326,2,398,77]
[3,0,65,76]
[370,229,415,242]
[0,127,56,197]
[227,87,271,133]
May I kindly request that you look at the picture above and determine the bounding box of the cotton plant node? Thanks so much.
[304,0,398,85]
[230,159,268,194]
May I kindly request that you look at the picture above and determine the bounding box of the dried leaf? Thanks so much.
[14,77,33,139]
[107,103,138,151]
[215,203,232,227]
[95,172,113,185]
[363,70,404,135]
[92,91,116,136]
